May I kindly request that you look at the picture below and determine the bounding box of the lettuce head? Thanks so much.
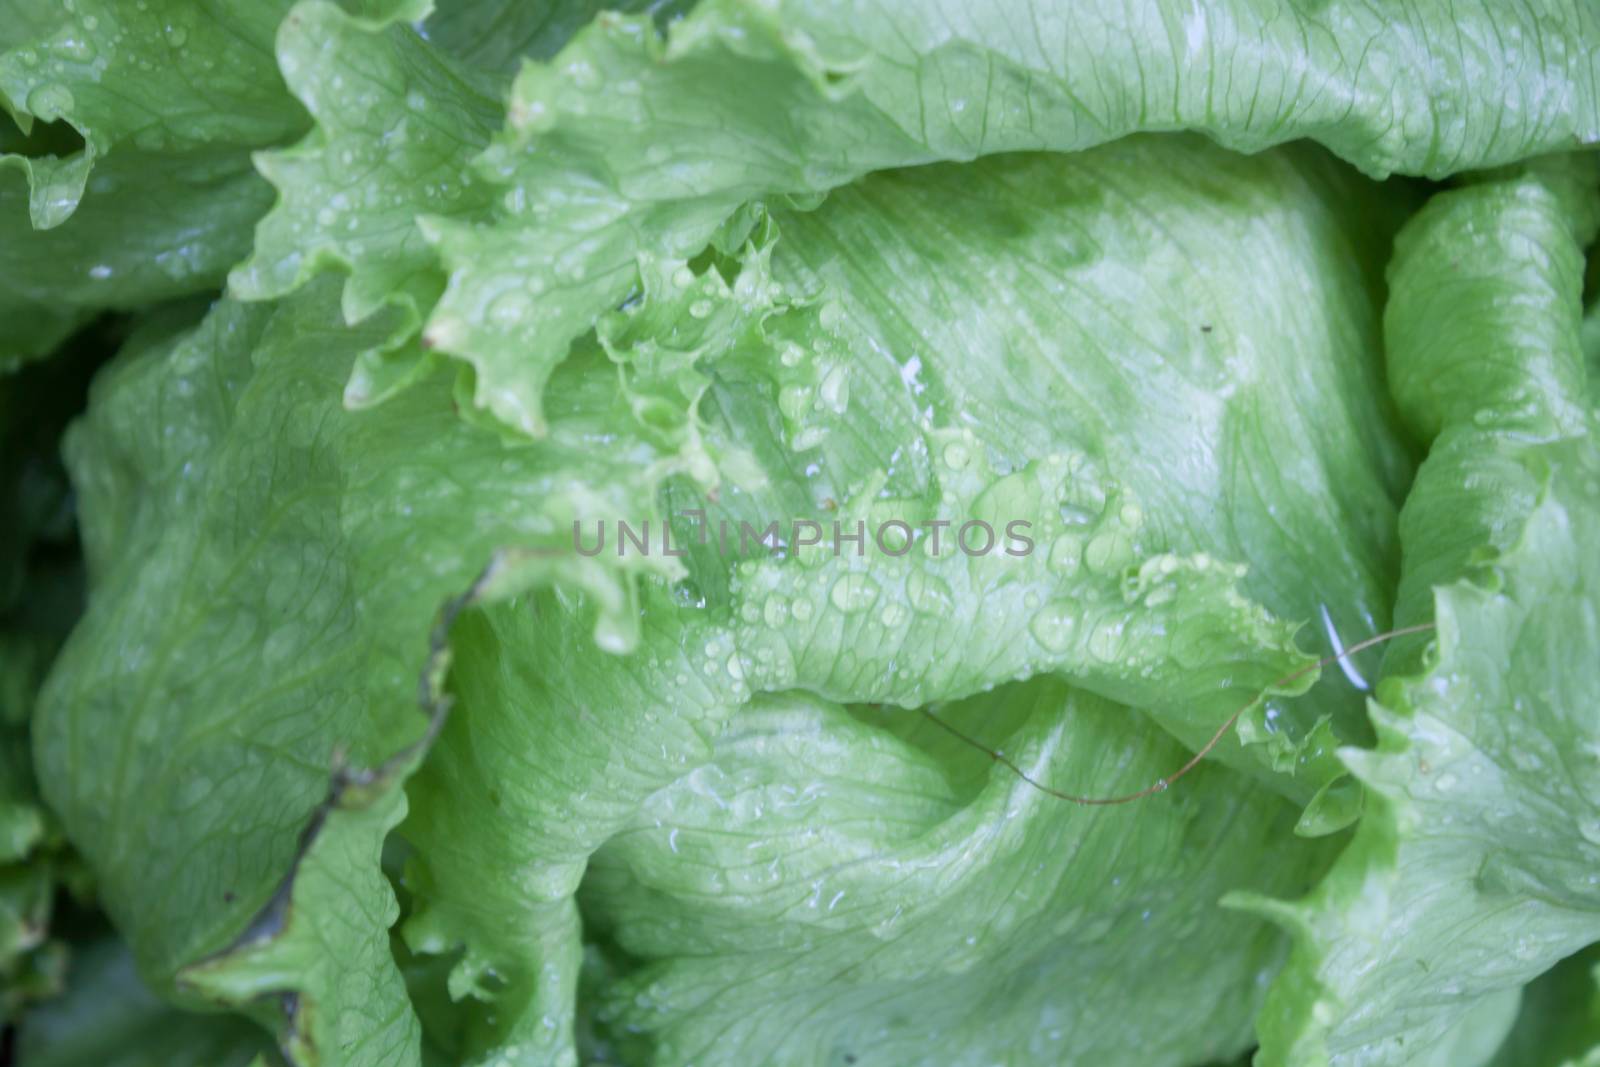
[3,1,1600,1066]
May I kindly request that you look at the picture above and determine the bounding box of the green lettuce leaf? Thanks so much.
[418,0,1600,434]
[0,146,274,370]
[227,0,504,396]
[1245,157,1600,1066]
[392,135,1416,1065]
[222,0,701,406]
[745,137,1411,776]
[1488,947,1600,1067]
[0,0,302,227]
[0,0,440,372]
[0,0,297,368]
[420,0,697,75]
[32,272,736,1063]
[580,680,1321,1066]
[182,781,421,1066]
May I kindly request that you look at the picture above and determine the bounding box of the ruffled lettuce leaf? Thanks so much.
[0,0,435,223]
[0,0,303,227]
[221,0,697,404]
[208,0,1600,436]
[1244,157,1600,1066]
[0,110,87,366]
[0,143,274,371]
[32,273,726,1063]
[413,0,1600,434]
[0,0,298,368]
[226,0,505,390]
[0,0,443,371]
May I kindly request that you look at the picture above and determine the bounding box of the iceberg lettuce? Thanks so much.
[3,2,1600,1066]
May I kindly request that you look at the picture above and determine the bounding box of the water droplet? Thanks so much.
[53,34,94,61]
[905,569,953,614]
[829,573,880,614]
[1141,581,1176,607]
[778,385,812,421]
[1084,531,1133,574]
[1086,618,1124,661]
[879,600,908,628]
[593,616,630,654]
[164,23,188,47]
[1028,601,1077,653]
[1058,502,1097,526]
[1047,534,1081,577]
[761,594,788,627]
[790,596,814,622]
[25,84,74,119]
[1510,748,1544,774]
[791,425,827,452]
[488,289,534,328]
[817,366,849,413]
[942,442,971,470]
[1263,701,1283,734]
[688,299,713,319]
[1579,815,1600,846]
[564,59,600,88]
